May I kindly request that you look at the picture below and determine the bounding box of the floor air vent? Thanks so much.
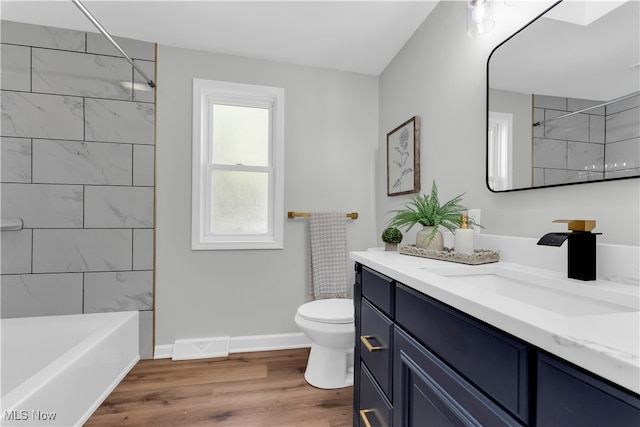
[172,336,230,360]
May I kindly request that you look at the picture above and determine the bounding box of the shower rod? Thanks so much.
[71,0,155,88]
[533,90,639,127]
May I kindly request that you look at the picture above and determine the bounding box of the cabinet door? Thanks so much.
[537,353,640,426]
[396,284,529,422]
[394,327,522,427]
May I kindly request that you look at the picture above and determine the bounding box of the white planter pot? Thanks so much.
[416,226,444,251]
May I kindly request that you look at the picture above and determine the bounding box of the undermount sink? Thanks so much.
[423,264,639,317]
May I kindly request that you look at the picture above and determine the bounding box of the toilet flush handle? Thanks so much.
[360,335,383,352]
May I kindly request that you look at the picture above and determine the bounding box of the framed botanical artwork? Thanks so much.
[387,116,420,196]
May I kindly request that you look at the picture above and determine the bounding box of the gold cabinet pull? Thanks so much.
[359,409,375,427]
[360,335,382,352]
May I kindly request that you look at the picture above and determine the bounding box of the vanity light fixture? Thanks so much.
[467,0,495,37]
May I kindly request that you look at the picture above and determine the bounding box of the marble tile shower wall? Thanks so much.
[533,93,640,187]
[604,94,640,179]
[0,21,155,358]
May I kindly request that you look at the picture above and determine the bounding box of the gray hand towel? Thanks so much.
[308,212,348,300]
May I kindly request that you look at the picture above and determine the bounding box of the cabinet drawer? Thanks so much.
[360,363,392,427]
[537,353,640,426]
[362,266,394,317]
[394,327,521,427]
[361,298,393,399]
[395,284,530,423]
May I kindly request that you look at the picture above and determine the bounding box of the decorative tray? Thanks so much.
[398,244,500,265]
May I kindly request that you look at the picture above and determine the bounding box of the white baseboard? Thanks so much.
[153,344,173,359]
[154,332,310,360]
[230,332,311,353]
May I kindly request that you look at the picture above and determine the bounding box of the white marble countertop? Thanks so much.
[351,250,640,394]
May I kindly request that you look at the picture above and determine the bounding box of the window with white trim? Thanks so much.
[192,79,284,250]
[488,111,513,191]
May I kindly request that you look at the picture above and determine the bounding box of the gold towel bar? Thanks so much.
[287,211,358,220]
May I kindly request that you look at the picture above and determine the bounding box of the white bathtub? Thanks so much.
[1,311,139,426]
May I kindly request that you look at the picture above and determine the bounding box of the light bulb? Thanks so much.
[472,4,487,23]
[467,0,495,37]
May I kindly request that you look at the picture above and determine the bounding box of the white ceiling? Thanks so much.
[0,0,440,76]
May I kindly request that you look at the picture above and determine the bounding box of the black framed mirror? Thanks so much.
[487,0,640,192]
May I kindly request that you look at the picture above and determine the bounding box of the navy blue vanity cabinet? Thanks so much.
[394,327,523,427]
[354,263,363,426]
[395,284,530,424]
[355,264,395,427]
[354,263,640,427]
[536,353,640,426]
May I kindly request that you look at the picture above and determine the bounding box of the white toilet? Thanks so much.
[294,298,355,389]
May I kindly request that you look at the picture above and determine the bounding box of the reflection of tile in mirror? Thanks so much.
[605,168,640,179]
[606,108,640,143]
[590,115,605,144]
[533,108,544,138]
[545,113,590,143]
[568,98,604,115]
[567,141,604,171]
[544,169,586,186]
[533,138,567,168]
[606,139,640,170]
[607,95,640,115]
[533,168,544,187]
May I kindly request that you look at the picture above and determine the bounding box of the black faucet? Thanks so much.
[537,220,600,281]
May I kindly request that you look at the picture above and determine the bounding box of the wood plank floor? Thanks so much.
[85,348,353,427]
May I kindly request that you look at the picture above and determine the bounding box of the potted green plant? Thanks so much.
[387,180,466,251]
[381,227,403,251]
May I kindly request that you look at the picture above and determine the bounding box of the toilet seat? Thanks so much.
[297,299,354,324]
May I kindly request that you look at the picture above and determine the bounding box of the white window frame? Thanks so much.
[192,79,284,250]
[488,111,513,191]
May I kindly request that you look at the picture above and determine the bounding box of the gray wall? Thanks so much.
[377,1,640,247]
[0,21,155,358]
[155,45,378,346]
